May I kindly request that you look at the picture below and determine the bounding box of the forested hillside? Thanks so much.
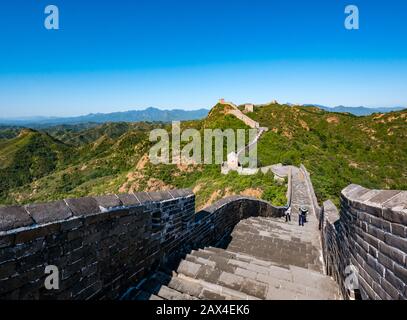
[0,102,405,208]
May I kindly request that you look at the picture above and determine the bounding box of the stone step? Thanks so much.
[176,272,261,300]
[202,247,278,268]
[288,265,340,295]
[137,274,197,300]
[198,248,284,274]
[225,244,322,272]
[154,268,259,300]
[153,271,204,298]
[188,248,340,300]
[205,250,331,286]
[189,251,291,284]
[175,259,267,299]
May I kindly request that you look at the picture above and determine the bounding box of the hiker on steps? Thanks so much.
[299,207,308,226]
[284,207,291,222]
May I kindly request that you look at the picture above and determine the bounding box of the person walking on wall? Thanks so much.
[299,206,308,226]
[284,207,291,222]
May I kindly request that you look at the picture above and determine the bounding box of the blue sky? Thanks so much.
[0,0,406,117]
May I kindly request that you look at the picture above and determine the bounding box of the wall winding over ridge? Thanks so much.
[321,185,407,300]
[0,190,286,300]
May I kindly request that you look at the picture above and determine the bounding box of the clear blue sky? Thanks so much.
[0,0,406,117]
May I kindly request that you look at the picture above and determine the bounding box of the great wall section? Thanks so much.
[0,168,406,300]
[0,101,406,300]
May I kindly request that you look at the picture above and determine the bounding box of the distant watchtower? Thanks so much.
[244,104,254,113]
[219,98,225,104]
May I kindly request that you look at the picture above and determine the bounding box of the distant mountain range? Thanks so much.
[0,107,209,127]
[1,104,405,127]
[302,104,405,116]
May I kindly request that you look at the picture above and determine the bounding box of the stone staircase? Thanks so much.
[123,215,341,300]
[122,165,342,300]
[125,245,340,300]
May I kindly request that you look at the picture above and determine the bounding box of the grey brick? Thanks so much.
[218,271,244,290]
[363,233,379,249]
[378,241,404,266]
[380,278,400,299]
[391,223,407,238]
[384,232,407,253]
[15,224,59,244]
[0,260,17,278]
[177,260,201,278]
[378,252,393,270]
[0,233,15,249]
[393,263,407,283]
[367,225,385,241]
[372,281,392,300]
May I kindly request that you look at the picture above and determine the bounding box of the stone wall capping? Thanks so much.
[133,191,152,204]
[358,190,382,202]
[64,197,101,217]
[323,200,340,225]
[168,189,194,199]
[341,184,365,198]
[148,191,173,202]
[25,200,73,225]
[368,190,402,206]
[383,191,407,206]
[94,194,123,210]
[116,193,140,207]
[0,205,34,232]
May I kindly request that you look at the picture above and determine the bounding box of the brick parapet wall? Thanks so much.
[0,191,284,300]
[321,184,407,300]
[299,165,322,220]
[321,200,350,299]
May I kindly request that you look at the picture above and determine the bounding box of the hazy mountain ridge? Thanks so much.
[302,104,405,116]
[0,107,209,127]
[2,104,405,128]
